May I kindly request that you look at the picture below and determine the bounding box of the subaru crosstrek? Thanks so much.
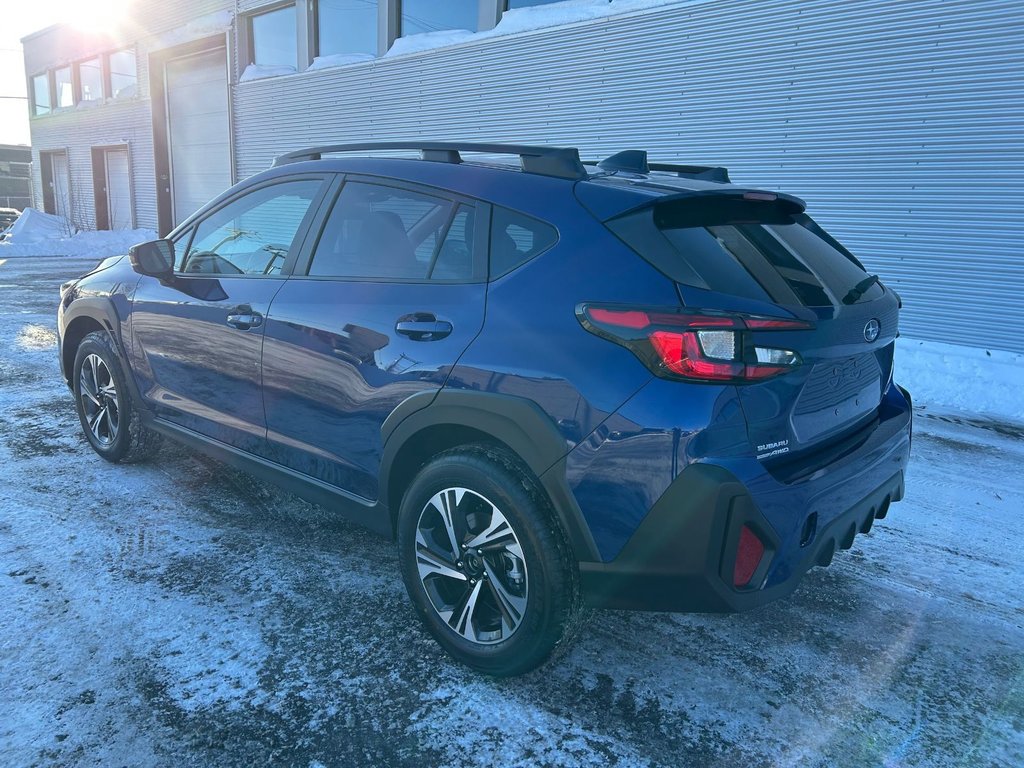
[57,143,912,676]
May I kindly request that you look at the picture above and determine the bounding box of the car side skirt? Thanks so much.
[147,417,392,537]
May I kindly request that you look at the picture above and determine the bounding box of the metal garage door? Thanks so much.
[104,148,133,230]
[165,49,232,225]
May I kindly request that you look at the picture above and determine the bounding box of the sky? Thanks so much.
[0,2,132,146]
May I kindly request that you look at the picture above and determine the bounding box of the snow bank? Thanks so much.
[240,64,298,82]
[491,0,681,35]
[897,337,1024,424]
[2,208,69,243]
[0,209,155,258]
[308,53,376,71]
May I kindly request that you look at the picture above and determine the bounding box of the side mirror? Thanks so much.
[129,239,175,278]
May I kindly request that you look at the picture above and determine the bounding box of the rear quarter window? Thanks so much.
[489,207,558,278]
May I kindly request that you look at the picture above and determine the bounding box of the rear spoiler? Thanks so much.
[606,189,807,226]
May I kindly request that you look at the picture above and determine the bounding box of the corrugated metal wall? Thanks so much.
[233,0,1023,352]
[27,100,156,230]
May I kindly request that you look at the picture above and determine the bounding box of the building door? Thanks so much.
[104,148,133,229]
[42,150,71,223]
[165,49,231,225]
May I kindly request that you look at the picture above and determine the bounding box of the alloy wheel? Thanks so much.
[415,487,529,645]
[79,353,120,446]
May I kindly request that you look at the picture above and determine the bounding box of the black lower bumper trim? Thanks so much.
[580,464,905,613]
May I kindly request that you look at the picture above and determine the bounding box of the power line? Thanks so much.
[0,96,28,100]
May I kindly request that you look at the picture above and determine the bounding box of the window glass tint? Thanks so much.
[729,224,831,306]
[620,209,880,308]
[767,221,883,304]
[309,182,454,279]
[431,205,476,280]
[79,57,104,102]
[182,180,322,275]
[32,75,50,116]
[660,226,775,303]
[318,0,378,56]
[400,0,478,36]
[109,49,137,98]
[54,67,73,108]
[489,206,557,278]
[252,5,297,67]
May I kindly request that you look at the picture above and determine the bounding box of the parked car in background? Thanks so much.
[0,207,21,232]
[56,143,912,676]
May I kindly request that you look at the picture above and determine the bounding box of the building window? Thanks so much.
[109,49,137,98]
[78,57,104,102]
[400,0,478,36]
[251,5,298,68]
[54,66,74,108]
[317,0,378,57]
[32,74,51,116]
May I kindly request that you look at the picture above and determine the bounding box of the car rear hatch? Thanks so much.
[588,183,900,466]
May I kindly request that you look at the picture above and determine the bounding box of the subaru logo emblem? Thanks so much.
[864,319,880,343]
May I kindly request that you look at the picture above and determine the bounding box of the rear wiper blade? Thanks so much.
[843,274,879,305]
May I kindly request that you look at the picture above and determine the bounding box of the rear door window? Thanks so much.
[308,181,479,281]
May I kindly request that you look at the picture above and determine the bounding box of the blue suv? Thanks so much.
[57,143,912,675]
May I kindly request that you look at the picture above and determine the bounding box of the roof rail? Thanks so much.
[271,141,588,180]
[648,162,731,183]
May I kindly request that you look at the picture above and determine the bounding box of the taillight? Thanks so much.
[577,304,812,383]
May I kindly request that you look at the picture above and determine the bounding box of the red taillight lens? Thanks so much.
[578,304,811,383]
[733,525,765,587]
[650,330,745,381]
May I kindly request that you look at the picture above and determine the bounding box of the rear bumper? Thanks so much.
[580,384,912,613]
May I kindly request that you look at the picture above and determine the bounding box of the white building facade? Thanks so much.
[22,0,1023,351]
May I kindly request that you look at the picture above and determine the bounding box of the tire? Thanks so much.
[73,330,161,463]
[397,444,586,676]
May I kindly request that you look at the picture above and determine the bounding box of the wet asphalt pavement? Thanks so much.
[0,255,1021,767]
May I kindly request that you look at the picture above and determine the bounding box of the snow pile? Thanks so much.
[2,208,69,242]
[156,10,234,48]
[240,64,298,82]
[492,0,680,36]
[385,29,478,57]
[897,337,1024,424]
[0,209,155,258]
[308,52,375,71]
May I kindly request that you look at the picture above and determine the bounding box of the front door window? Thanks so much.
[181,179,323,275]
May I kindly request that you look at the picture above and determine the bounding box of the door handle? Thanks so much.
[395,314,453,341]
[226,305,263,330]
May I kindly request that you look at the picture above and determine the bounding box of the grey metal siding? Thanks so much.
[28,100,157,231]
[232,0,1023,351]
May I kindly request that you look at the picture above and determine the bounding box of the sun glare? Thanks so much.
[49,0,132,33]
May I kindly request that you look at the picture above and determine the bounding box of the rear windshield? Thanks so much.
[609,207,883,307]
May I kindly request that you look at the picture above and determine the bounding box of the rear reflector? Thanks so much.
[733,525,765,587]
